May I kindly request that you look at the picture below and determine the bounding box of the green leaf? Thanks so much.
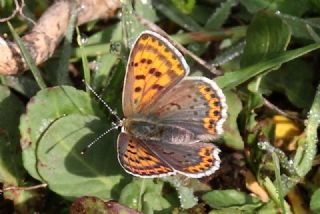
[37,114,126,199]
[119,179,171,213]
[215,43,320,90]
[76,27,91,86]
[0,86,24,183]
[170,0,196,14]
[241,12,291,67]
[0,86,39,213]
[222,90,244,150]
[239,0,311,16]
[276,0,311,17]
[310,0,320,12]
[202,189,260,209]
[85,24,119,46]
[162,176,198,209]
[260,59,314,108]
[19,86,105,180]
[205,0,236,30]
[135,0,158,22]
[256,201,278,214]
[276,14,320,41]
[153,0,202,31]
[2,75,39,98]
[310,189,320,213]
[262,177,291,212]
[92,24,122,91]
[271,153,285,214]
[239,0,278,13]
[121,0,145,49]
[56,4,77,85]
[294,84,320,177]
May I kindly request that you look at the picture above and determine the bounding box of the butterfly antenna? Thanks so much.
[84,82,121,122]
[81,123,120,155]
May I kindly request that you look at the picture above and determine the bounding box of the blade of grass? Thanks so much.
[263,177,291,213]
[216,43,320,90]
[7,22,46,89]
[271,153,286,213]
[294,83,320,176]
[56,3,77,85]
[76,27,91,89]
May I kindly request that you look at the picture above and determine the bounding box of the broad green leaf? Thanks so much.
[37,114,126,199]
[119,179,171,213]
[240,0,310,16]
[276,0,311,17]
[162,176,198,209]
[222,90,244,150]
[19,86,105,180]
[310,189,320,213]
[260,59,314,108]
[216,43,320,90]
[241,12,291,67]
[202,189,260,209]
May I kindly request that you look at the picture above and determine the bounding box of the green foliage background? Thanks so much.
[1,0,320,213]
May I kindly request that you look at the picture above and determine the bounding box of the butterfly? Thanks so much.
[117,30,227,178]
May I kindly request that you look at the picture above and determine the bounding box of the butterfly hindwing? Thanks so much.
[122,31,189,117]
[117,132,175,177]
[144,140,221,178]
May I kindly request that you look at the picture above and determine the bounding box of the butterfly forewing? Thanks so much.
[122,31,189,117]
[149,77,227,139]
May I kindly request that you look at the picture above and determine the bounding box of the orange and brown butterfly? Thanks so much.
[117,30,227,178]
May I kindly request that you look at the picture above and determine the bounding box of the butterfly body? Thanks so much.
[122,117,160,140]
[117,31,227,178]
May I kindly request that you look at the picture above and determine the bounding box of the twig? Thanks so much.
[0,0,36,25]
[0,183,48,193]
[263,97,303,123]
[135,14,223,76]
[0,0,20,23]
